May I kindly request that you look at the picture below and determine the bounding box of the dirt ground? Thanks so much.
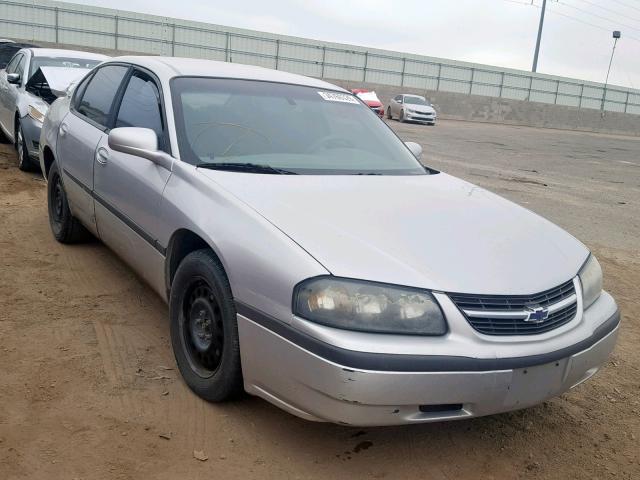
[0,120,638,480]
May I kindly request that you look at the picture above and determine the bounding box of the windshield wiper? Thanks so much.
[196,162,297,175]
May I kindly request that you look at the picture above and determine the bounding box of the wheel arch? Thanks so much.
[42,145,56,180]
[164,228,228,296]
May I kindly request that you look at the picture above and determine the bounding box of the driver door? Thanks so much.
[93,68,172,296]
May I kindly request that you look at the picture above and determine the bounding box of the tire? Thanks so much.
[386,107,393,120]
[47,162,89,243]
[399,109,405,123]
[170,249,243,402]
[16,123,33,171]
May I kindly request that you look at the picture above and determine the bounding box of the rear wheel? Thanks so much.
[47,162,88,243]
[16,123,33,171]
[170,249,243,402]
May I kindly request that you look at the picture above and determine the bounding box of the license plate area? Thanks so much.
[503,359,569,408]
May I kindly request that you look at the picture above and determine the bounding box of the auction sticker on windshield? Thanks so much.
[317,91,360,104]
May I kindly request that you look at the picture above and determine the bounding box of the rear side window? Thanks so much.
[115,70,164,148]
[76,65,128,128]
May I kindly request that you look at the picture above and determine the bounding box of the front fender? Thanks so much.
[39,96,71,179]
[157,161,329,323]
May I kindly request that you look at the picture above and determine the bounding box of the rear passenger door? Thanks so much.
[93,68,172,295]
[57,64,129,233]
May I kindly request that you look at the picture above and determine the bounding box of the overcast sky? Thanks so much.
[71,0,640,89]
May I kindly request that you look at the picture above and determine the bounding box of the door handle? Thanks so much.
[96,147,109,165]
[59,123,69,137]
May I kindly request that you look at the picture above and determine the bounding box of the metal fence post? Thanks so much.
[114,15,119,51]
[225,32,230,62]
[624,91,629,113]
[400,58,406,87]
[171,23,176,56]
[469,68,474,95]
[436,63,442,91]
[526,76,533,101]
[275,39,280,70]
[54,7,59,43]
[577,84,583,108]
[499,72,504,98]
[321,46,326,78]
[363,51,368,82]
[554,80,560,104]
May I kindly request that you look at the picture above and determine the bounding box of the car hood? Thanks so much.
[199,170,588,295]
[26,66,91,98]
[406,104,435,114]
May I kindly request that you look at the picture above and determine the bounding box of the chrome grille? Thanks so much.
[449,279,578,336]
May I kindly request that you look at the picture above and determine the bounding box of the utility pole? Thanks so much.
[532,0,547,72]
[601,30,621,116]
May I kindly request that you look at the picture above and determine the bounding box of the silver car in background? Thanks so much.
[388,94,437,125]
[39,56,619,426]
[0,48,106,170]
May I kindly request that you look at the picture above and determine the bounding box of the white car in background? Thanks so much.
[0,47,107,170]
[387,94,437,125]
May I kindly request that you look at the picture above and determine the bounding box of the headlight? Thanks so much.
[293,277,447,335]
[406,108,415,113]
[579,255,602,309]
[28,104,47,123]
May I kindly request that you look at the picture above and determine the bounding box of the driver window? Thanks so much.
[115,70,165,150]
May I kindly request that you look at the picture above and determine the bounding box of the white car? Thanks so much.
[39,56,619,426]
[388,94,437,125]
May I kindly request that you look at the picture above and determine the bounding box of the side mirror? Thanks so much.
[108,127,173,171]
[7,73,20,85]
[405,141,423,159]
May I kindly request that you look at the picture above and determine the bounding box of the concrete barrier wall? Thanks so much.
[334,80,640,137]
[25,40,640,137]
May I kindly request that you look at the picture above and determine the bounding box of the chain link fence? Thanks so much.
[2,0,639,115]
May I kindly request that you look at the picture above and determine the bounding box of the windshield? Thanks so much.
[404,95,429,106]
[171,77,427,175]
[29,57,101,79]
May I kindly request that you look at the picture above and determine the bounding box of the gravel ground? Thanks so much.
[0,120,638,479]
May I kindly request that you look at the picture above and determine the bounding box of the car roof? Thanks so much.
[108,56,347,92]
[28,48,109,60]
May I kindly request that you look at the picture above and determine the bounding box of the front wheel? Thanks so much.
[386,107,393,120]
[16,123,33,171]
[47,162,88,243]
[170,249,243,402]
[399,110,406,123]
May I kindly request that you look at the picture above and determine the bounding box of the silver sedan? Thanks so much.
[39,56,619,426]
[0,47,106,170]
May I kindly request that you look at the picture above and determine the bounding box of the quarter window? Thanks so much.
[76,65,128,128]
[15,55,26,78]
[115,70,164,148]
[5,54,21,74]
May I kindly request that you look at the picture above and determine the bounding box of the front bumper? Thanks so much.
[237,297,619,426]
[406,112,436,123]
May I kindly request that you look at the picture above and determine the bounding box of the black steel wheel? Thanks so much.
[181,279,225,377]
[47,162,88,243]
[170,249,243,402]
